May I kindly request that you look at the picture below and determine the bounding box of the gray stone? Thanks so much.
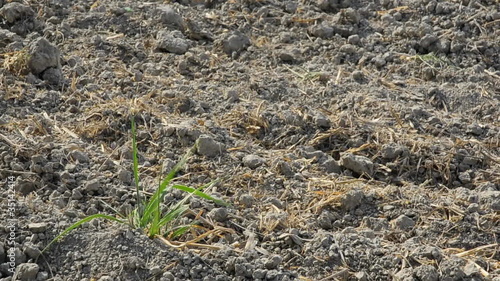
[477,182,497,192]
[10,162,24,171]
[156,30,189,55]
[317,211,335,229]
[226,89,240,102]
[13,247,27,264]
[355,271,369,281]
[279,32,293,43]
[235,262,254,277]
[352,70,364,81]
[253,269,267,279]
[413,265,439,281]
[276,160,294,177]
[122,256,144,270]
[195,135,224,157]
[69,150,89,163]
[208,208,228,222]
[71,188,83,200]
[243,154,265,169]
[450,40,464,53]
[28,223,47,233]
[284,2,298,13]
[391,215,415,231]
[372,56,386,68]
[440,257,466,280]
[381,143,407,159]
[434,39,450,53]
[266,269,280,279]
[84,179,100,193]
[264,255,283,269]
[317,0,331,11]
[41,67,62,85]
[0,2,34,24]
[340,153,374,175]
[239,194,255,208]
[322,158,341,174]
[410,245,442,261]
[267,197,284,209]
[341,189,364,210]
[478,190,500,211]
[149,265,162,276]
[36,271,49,280]
[28,38,61,75]
[156,5,184,30]
[222,31,250,55]
[344,8,360,24]
[361,217,389,231]
[340,44,357,54]
[283,110,304,126]
[118,168,132,184]
[395,268,414,281]
[347,34,360,45]
[466,123,483,135]
[420,34,438,49]
[23,243,41,259]
[458,171,472,184]
[463,261,480,276]
[492,11,500,20]
[15,180,35,195]
[0,28,21,48]
[314,114,331,128]
[381,14,394,24]
[302,150,326,162]
[462,156,478,166]
[309,24,334,38]
[466,203,480,213]
[13,263,39,281]
[279,51,295,63]
[393,10,403,19]
[162,271,175,280]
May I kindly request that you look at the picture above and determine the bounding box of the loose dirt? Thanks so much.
[0,0,499,280]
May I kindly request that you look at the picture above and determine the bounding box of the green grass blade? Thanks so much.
[156,204,189,230]
[149,183,198,236]
[99,199,126,218]
[128,208,141,228]
[140,185,169,228]
[131,116,142,211]
[168,224,193,239]
[42,214,123,253]
[172,184,229,207]
[153,181,209,236]
[161,146,195,188]
[140,146,195,227]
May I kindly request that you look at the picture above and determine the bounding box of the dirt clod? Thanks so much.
[196,135,224,157]
[340,153,374,176]
[13,263,39,281]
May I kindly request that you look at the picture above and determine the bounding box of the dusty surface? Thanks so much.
[0,0,499,280]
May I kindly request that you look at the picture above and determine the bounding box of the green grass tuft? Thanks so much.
[41,116,228,254]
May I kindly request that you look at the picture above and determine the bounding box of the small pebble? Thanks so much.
[196,135,224,157]
[28,223,48,233]
[391,215,415,231]
[13,263,39,281]
[239,194,255,208]
[208,207,228,222]
[243,154,265,169]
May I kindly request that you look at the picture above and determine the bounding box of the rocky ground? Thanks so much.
[0,0,499,280]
